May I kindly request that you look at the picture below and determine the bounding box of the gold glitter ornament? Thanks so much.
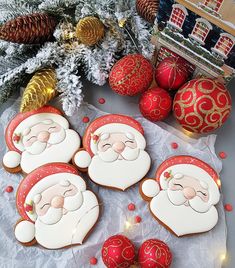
[20,68,57,113]
[75,16,105,46]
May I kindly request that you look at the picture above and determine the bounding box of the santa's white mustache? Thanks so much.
[98,147,140,162]
[38,192,84,225]
[167,189,211,213]
[25,129,66,155]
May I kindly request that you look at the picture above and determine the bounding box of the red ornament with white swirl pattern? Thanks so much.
[155,56,190,91]
[139,87,172,121]
[173,78,232,134]
[109,54,153,96]
[101,234,136,268]
[138,239,172,268]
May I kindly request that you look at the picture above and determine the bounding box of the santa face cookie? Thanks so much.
[14,163,99,249]
[3,106,81,174]
[73,114,151,191]
[140,156,221,237]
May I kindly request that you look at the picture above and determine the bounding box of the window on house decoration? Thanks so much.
[189,18,212,45]
[203,0,224,12]
[212,33,235,58]
[168,4,188,31]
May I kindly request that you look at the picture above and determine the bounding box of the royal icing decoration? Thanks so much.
[140,156,221,237]
[3,106,81,174]
[74,114,151,191]
[14,163,99,249]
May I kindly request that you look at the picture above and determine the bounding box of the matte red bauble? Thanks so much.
[173,78,232,134]
[138,239,172,268]
[139,87,172,121]
[109,54,153,96]
[155,56,189,90]
[102,235,136,268]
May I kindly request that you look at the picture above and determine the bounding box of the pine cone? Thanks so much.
[0,13,58,44]
[20,68,57,113]
[75,16,105,46]
[136,0,159,24]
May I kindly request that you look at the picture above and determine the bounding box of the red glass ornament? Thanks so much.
[138,239,172,268]
[155,56,189,90]
[101,235,135,268]
[173,78,232,134]
[109,54,153,96]
[139,87,172,122]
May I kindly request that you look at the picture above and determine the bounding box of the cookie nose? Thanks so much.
[113,141,125,153]
[37,131,50,142]
[51,196,64,208]
[183,187,196,200]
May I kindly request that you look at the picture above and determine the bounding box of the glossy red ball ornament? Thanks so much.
[109,54,153,96]
[155,56,189,90]
[173,78,232,134]
[102,235,135,268]
[138,239,172,268]
[139,87,172,121]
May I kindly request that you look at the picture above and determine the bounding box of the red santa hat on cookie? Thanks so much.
[83,114,146,156]
[5,106,69,153]
[16,163,85,222]
[156,155,221,205]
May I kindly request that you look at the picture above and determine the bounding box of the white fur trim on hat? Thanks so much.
[13,113,69,152]
[25,173,86,222]
[90,123,146,154]
[160,164,220,205]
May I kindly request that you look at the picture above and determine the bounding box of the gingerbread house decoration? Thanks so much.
[153,0,235,84]
[202,0,224,13]
[189,18,213,45]
[212,33,235,59]
[167,4,188,31]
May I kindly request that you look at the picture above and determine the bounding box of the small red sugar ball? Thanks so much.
[5,186,14,193]
[90,257,98,265]
[98,98,106,104]
[224,204,233,212]
[82,116,90,123]
[128,203,136,211]
[135,216,142,223]
[171,142,178,149]
[219,152,227,159]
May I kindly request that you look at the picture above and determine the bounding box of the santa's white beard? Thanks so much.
[167,189,212,213]
[150,191,218,236]
[20,129,80,173]
[88,150,151,190]
[34,191,99,249]
[98,147,140,162]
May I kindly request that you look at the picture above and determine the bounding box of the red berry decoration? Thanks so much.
[219,151,227,159]
[109,54,153,96]
[173,78,232,134]
[5,186,14,193]
[138,239,172,268]
[139,87,172,122]
[98,98,106,104]
[102,235,135,268]
[225,204,233,212]
[128,203,136,211]
[90,257,98,265]
[155,56,189,90]
[171,142,178,149]
[135,216,142,223]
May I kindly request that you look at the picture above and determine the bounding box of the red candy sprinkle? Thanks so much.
[98,98,105,104]
[82,116,90,123]
[5,186,13,193]
[135,216,142,223]
[219,152,227,159]
[128,203,136,211]
[171,142,178,149]
[90,257,98,265]
[225,204,233,212]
